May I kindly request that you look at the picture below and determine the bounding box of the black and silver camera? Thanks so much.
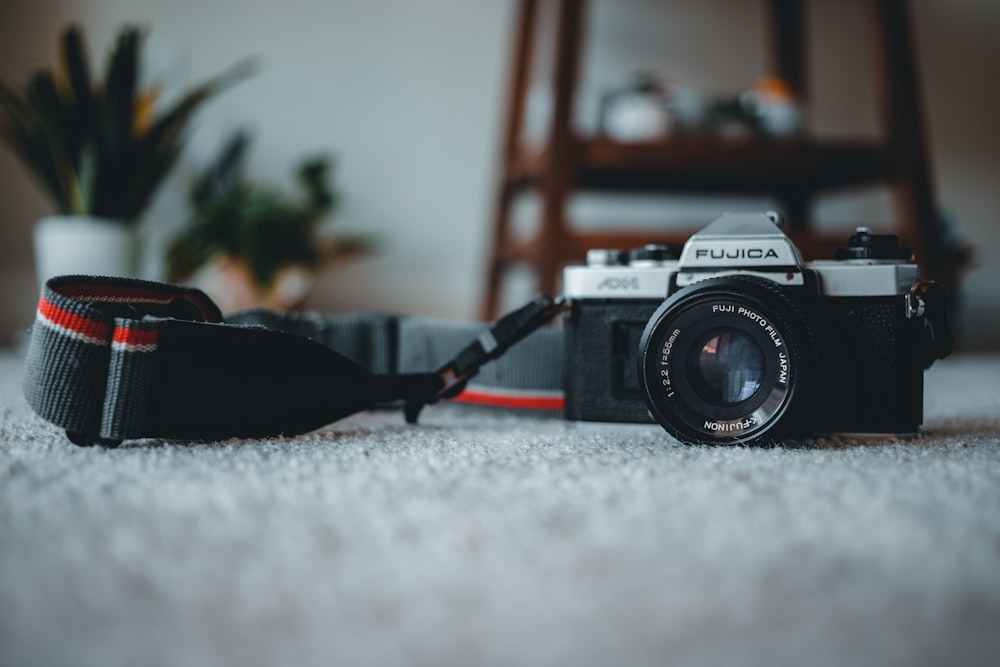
[562,212,952,445]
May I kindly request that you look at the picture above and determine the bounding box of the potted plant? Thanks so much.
[166,130,371,312]
[0,24,252,284]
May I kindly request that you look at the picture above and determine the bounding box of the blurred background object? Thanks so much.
[739,75,802,137]
[599,72,674,141]
[1,0,999,349]
[0,24,251,286]
[480,0,970,321]
[166,129,370,312]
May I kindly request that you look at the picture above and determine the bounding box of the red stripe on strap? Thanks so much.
[450,387,565,411]
[37,297,112,343]
[113,327,160,348]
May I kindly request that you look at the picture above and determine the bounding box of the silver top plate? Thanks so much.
[563,264,676,299]
[809,260,918,296]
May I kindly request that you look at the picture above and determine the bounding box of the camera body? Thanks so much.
[562,212,947,444]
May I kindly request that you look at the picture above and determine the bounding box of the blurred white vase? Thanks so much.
[33,215,139,287]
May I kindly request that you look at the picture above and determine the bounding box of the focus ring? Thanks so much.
[638,276,814,445]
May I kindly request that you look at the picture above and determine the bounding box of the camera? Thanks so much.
[562,212,951,445]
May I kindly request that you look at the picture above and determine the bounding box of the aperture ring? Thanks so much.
[639,277,808,445]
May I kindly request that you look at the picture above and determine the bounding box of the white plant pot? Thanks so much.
[33,215,139,287]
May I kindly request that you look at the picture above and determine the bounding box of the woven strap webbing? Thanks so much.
[23,276,564,444]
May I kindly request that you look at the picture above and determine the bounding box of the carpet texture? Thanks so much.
[1,350,999,667]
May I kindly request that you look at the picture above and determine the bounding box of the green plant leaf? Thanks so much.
[166,221,224,283]
[166,129,358,290]
[118,57,255,219]
[70,142,96,213]
[58,25,96,167]
[138,57,256,158]
[117,139,182,220]
[191,128,250,208]
[297,157,335,216]
[25,71,76,212]
[0,80,70,211]
[1,25,253,221]
[92,26,141,217]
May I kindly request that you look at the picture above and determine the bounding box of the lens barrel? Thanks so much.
[638,277,811,445]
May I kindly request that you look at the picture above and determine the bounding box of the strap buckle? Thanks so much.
[404,295,569,423]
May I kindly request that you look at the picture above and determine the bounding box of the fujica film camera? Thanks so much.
[562,212,952,445]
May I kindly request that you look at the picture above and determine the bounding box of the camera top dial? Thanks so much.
[835,227,913,261]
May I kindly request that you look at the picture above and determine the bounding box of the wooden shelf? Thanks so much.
[511,136,895,196]
[583,136,895,194]
[482,0,967,319]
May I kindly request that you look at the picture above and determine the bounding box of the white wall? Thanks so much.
[2,0,999,347]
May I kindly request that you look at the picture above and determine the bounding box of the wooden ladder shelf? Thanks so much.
[481,0,967,319]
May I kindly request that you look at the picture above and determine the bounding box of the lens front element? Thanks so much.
[688,328,765,406]
[639,277,808,445]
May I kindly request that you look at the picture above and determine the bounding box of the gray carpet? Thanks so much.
[1,350,999,667]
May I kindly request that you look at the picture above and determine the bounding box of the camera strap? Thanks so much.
[23,276,567,446]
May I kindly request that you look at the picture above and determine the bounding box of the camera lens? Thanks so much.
[687,328,765,406]
[638,277,811,445]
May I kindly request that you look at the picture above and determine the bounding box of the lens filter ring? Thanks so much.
[638,277,811,445]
